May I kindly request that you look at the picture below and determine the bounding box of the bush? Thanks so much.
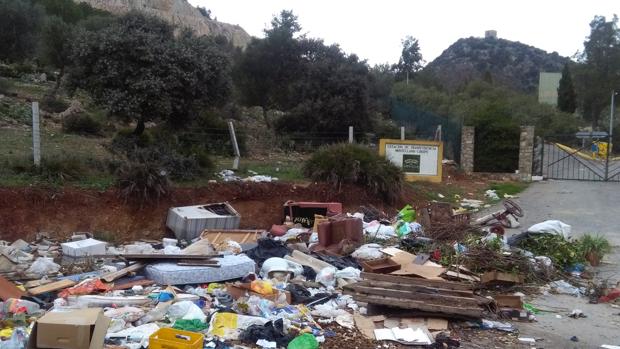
[110,128,154,152]
[0,77,14,93]
[41,95,69,113]
[62,112,102,135]
[10,156,86,183]
[116,158,171,205]
[516,234,584,268]
[303,143,403,202]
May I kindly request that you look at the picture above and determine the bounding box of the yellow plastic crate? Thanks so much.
[149,328,204,349]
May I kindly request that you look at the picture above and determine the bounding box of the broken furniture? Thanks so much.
[283,201,342,228]
[166,202,241,240]
[417,202,470,229]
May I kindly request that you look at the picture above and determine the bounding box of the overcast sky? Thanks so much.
[189,0,618,66]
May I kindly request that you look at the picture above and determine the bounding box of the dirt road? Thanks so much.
[481,180,620,348]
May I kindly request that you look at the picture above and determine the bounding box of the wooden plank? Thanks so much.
[101,263,145,283]
[390,264,446,279]
[28,279,76,296]
[344,285,482,308]
[349,293,483,318]
[0,275,25,300]
[361,272,472,291]
[111,279,155,291]
[443,270,481,282]
[350,280,474,297]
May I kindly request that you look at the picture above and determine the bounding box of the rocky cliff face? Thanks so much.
[426,37,569,93]
[75,0,251,47]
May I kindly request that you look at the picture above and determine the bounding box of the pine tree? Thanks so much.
[557,64,577,113]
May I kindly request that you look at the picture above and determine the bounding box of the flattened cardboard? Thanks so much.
[28,308,110,349]
[494,295,524,308]
[481,271,524,285]
[401,317,449,331]
[390,264,445,279]
[0,275,25,301]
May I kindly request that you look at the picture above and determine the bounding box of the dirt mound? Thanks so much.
[0,182,401,242]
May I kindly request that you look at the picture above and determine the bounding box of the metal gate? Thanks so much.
[537,134,620,181]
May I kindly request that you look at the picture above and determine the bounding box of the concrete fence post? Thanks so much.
[32,102,41,167]
[348,126,354,144]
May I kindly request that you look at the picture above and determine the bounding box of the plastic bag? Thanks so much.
[167,301,207,322]
[136,301,171,325]
[240,319,294,348]
[104,306,145,322]
[315,267,337,287]
[251,280,274,295]
[287,333,318,349]
[334,267,361,280]
[527,220,572,239]
[351,244,383,260]
[163,245,182,254]
[58,278,111,298]
[173,319,208,332]
[397,205,416,223]
[26,257,60,276]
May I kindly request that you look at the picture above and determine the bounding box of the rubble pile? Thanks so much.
[0,199,617,349]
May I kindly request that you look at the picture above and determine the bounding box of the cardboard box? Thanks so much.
[28,308,110,349]
[61,238,106,257]
[494,295,524,308]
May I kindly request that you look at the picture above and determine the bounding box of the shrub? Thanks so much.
[10,156,86,183]
[303,143,403,202]
[41,95,69,113]
[0,77,14,93]
[110,128,154,152]
[516,234,584,268]
[62,112,102,135]
[116,158,171,205]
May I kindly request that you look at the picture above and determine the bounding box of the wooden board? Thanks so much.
[28,279,76,296]
[111,279,155,291]
[443,270,481,282]
[361,272,472,291]
[201,229,262,244]
[349,293,483,318]
[101,263,145,283]
[344,285,482,308]
[0,275,25,300]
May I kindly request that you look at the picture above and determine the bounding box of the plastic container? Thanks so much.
[149,328,204,349]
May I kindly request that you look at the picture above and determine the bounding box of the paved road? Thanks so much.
[541,143,620,181]
[479,180,620,348]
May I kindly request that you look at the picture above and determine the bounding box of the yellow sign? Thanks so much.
[379,139,443,183]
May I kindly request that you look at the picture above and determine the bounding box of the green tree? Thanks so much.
[234,10,303,116]
[0,0,44,62]
[40,16,73,93]
[277,39,374,133]
[393,36,424,81]
[557,64,577,113]
[575,15,620,128]
[68,12,232,134]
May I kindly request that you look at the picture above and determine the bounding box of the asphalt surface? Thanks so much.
[479,180,620,348]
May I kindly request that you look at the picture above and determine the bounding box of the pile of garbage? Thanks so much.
[0,200,616,349]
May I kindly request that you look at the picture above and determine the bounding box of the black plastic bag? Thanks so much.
[245,238,289,267]
[239,319,294,347]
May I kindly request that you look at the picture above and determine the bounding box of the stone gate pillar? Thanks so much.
[461,126,475,174]
[518,126,535,181]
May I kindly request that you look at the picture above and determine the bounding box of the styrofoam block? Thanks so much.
[61,238,107,257]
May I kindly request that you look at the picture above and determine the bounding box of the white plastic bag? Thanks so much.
[26,257,60,276]
[351,244,384,260]
[315,267,337,287]
[104,306,145,322]
[527,220,571,239]
[167,301,206,322]
[334,267,361,280]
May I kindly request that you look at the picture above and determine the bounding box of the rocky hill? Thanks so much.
[74,0,251,47]
[425,36,569,93]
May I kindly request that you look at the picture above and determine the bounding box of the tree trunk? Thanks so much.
[134,118,145,135]
[52,66,65,96]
